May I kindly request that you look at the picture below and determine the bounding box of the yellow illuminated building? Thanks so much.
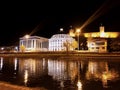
[84,31,119,38]
[69,25,120,38]
[69,25,120,52]
[84,25,119,38]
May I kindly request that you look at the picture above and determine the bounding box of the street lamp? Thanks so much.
[76,29,81,50]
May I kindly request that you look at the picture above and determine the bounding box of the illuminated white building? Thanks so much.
[19,35,48,52]
[49,34,75,51]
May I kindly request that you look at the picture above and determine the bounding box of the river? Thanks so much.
[0,57,120,90]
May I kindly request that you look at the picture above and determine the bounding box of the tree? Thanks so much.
[63,39,78,52]
[20,45,25,52]
[109,38,120,52]
[63,40,71,52]
[71,40,78,50]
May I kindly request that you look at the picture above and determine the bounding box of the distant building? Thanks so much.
[49,34,75,51]
[19,35,48,52]
[0,46,18,52]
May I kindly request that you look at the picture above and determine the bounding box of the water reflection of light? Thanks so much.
[0,57,3,70]
[43,58,46,70]
[24,70,28,86]
[102,72,108,87]
[77,80,82,90]
[86,61,109,79]
[77,61,82,90]
[48,59,78,81]
[69,62,78,82]
[60,80,64,88]
[86,61,119,88]
[14,58,18,70]
[24,59,36,74]
[102,70,119,88]
[48,59,67,81]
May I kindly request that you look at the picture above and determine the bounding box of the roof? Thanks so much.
[20,35,48,40]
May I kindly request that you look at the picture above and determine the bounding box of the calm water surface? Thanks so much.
[0,57,120,90]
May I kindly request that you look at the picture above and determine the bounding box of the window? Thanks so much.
[102,47,105,49]
[96,42,105,45]
[96,47,99,49]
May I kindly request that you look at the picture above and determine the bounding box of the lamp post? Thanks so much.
[76,29,81,50]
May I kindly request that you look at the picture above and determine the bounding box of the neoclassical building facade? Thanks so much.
[19,35,48,52]
[49,34,75,51]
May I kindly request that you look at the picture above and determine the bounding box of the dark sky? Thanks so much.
[0,0,120,46]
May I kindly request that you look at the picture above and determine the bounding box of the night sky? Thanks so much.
[0,0,120,46]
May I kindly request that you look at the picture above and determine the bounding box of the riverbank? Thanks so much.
[0,51,120,58]
[0,81,47,90]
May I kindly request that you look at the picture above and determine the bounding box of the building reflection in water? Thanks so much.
[77,80,82,90]
[77,61,82,90]
[14,58,18,71]
[15,58,84,89]
[48,59,78,82]
[86,61,119,88]
[18,58,48,86]
[102,68,119,87]
[0,57,120,89]
[48,59,84,89]
[24,69,28,86]
[48,59,78,87]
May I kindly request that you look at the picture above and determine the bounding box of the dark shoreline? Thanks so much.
[0,81,47,90]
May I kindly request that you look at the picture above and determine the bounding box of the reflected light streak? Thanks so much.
[77,80,82,90]
[14,58,18,70]
[24,70,28,86]
[77,61,82,90]
[102,70,119,88]
[102,72,108,87]
[60,81,64,88]
[0,57,3,70]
